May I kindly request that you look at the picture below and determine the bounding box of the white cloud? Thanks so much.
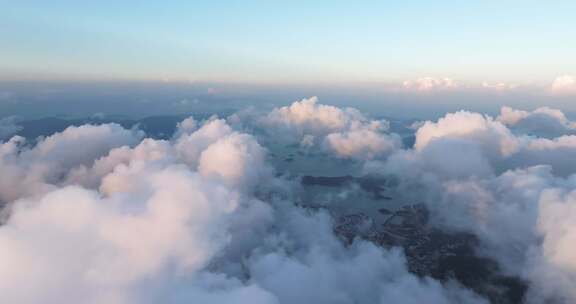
[174,117,233,168]
[507,135,576,177]
[199,132,270,190]
[0,113,486,304]
[0,166,261,304]
[402,77,459,91]
[529,188,576,303]
[498,106,576,138]
[364,105,576,302]
[323,128,401,161]
[175,117,198,135]
[9,100,576,303]
[551,75,576,95]
[0,123,143,203]
[481,81,518,91]
[260,97,401,160]
[249,240,485,304]
[261,96,366,139]
[414,110,518,157]
[0,118,276,304]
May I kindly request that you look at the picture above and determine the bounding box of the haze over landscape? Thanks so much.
[1,1,576,304]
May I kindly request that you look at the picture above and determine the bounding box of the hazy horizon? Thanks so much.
[1,78,575,121]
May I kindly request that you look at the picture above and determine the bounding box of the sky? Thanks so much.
[1,0,575,85]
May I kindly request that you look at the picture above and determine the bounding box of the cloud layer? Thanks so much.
[0,110,485,304]
[2,99,576,303]
[365,105,576,303]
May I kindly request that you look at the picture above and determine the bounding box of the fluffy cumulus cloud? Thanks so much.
[0,112,486,304]
[323,126,401,160]
[401,78,520,93]
[248,232,485,304]
[0,171,245,304]
[376,108,576,178]
[3,99,576,303]
[0,123,144,203]
[362,105,576,303]
[528,188,576,303]
[551,75,576,95]
[498,106,576,138]
[259,97,401,160]
[481,81,518,91]
[414,110,519,157]
[402,77,459,91]
[198,132,269,190]
[397,76,576,94]
[423,168,576,304]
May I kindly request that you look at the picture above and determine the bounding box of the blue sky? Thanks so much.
[1,0,575,84]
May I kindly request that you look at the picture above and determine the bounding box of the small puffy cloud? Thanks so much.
[259,97,400,160]
[498,106,576,138]
[323,128,402,161]
[414,110,518,157]
[199,132,269,190]
[551,75,576,95]
[377,108,576,180]
[365,106,576,302]
[173,116,198,138]
[261,96,367,139]
[174,118,233,168]
[0,123,143,202]
[401,78,522,92]
[83,138,177,193]
[402,77,459,91]
[481,81,518,91]
[381,137,494,180]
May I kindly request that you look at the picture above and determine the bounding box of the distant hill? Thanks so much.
[14,114,213,140]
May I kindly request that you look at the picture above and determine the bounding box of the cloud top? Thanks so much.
[3,100,576,303]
